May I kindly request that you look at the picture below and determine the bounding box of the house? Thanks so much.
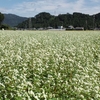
[66,25,74,30]
[66,26,84,30]
[68,25,74,29]
[58,26,63,29]
[75,27,84,30]
[47,26,53,29]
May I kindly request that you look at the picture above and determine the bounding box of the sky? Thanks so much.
[0,0,100,17]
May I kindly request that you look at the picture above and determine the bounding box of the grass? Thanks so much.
[0,30,100,100]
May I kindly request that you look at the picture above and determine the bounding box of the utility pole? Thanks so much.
[93,15,95,30]
[86,20,87,30]
[29,17,32,30]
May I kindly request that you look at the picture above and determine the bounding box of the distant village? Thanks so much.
[16,25,100,31]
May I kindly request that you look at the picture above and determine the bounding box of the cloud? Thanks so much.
[12,0,85,16]
[82,6,100,15]
[2,0,70,16]
[0,8,7,12]
[0,0,100,17]
[90,0,99,3]
[73,0,85,12]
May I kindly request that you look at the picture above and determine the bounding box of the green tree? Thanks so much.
[0,24,11,30]
[0,12,4,26]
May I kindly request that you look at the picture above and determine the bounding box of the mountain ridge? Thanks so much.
[2,13,28,27]
[2,12,100,29]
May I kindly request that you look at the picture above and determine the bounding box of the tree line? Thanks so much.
[17,12,100,30]
[1,12,100,30]
[0,12,4,29]
[0,12,10,30]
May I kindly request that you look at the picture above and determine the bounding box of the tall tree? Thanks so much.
[0,12,4,26]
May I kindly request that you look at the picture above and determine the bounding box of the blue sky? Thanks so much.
[0,0,100,17]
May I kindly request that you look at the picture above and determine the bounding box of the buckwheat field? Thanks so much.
[0,30,100,100]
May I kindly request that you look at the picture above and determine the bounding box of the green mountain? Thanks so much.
[17,12,100,30]
[2,14,28,27]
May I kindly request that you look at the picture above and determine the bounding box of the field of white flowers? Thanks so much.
[0,30,100,100]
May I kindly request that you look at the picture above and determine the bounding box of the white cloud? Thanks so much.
[90,0,99,3]
[73,0,85,12]
[0,8,7,12]
[3,0,70,16]
[82,6,100,15]
[0,0,100,17]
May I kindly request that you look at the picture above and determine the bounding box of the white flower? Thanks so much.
[0,83,5,88]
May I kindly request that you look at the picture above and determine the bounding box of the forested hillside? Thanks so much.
[3,14,27,27]
[17,12,100,30]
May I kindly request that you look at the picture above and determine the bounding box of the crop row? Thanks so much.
[0,31,100,100]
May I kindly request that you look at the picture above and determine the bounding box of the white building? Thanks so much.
[58,26,63,29]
